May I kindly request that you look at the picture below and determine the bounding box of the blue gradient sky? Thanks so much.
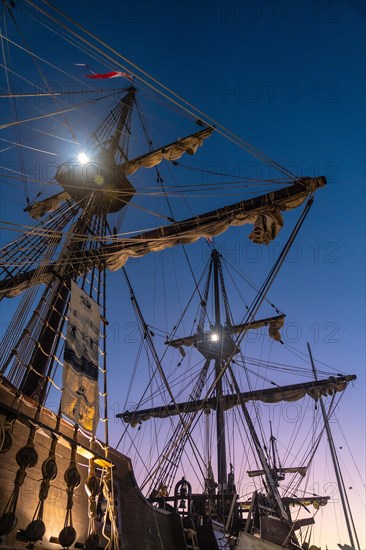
[1,1,365,548]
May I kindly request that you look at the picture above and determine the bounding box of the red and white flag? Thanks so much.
[86,71,132,80]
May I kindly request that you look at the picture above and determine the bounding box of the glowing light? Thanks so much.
[210,333,219,342]
[77,152,89,164]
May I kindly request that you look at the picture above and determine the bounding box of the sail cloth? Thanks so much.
[122,127,214,175]
[247,466,307,478]
[106,177,326,271]
[166,315,285,349]
[249,210,283,244]
[0,177,326,297]
[119,375,356,425]
[0,272,53,298]
[61,281,100,434]
[24,191,71,219]
[23,129,212,220]
[105,206,283,271]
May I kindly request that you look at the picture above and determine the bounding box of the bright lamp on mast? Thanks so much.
[77,152,89,164]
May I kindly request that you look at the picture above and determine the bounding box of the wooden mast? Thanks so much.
[17,89,137,401]
[212,249,227,492]
[307,343,360,550]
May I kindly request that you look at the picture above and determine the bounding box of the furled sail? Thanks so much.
[0,177,326,297]
[165,314,285,349]
[24,191,71,219]
[0,272,53,298]
[122,127,214,174]
[238,496,329,512]
[119,375,356,425]
[105,176,326,271]
[247,466,307,478]
[283,496,330,509]
[249,209,284,244]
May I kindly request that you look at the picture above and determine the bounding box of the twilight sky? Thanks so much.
[1,1,365,548]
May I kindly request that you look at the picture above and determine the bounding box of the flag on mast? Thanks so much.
[86,71,132,80]
[75,63,132,80]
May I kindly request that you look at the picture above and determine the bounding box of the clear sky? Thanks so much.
[1,1,365,548]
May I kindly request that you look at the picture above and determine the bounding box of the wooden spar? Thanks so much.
[0,176,326,297]
[118,375,356,424]
[166,313,285,348]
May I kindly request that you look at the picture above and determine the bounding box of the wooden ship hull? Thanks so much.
[0,381,187,550]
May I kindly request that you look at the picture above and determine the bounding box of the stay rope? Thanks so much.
[24,0,298,180]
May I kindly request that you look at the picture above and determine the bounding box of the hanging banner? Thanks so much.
[61,281,100,434]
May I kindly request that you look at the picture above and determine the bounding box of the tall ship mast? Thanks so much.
[0,2,363,550]
[119,248,356,549]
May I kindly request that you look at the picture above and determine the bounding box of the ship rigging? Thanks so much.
[0,1,362,549]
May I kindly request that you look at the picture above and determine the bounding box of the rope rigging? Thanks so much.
[1,4,360,549]
[11,0,300,182]
[38,1,295,177]
[136,199,316,512]
[0,16,30,202]
[122,268,207,494]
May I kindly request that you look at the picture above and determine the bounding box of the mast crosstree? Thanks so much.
[118,248,357,539]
